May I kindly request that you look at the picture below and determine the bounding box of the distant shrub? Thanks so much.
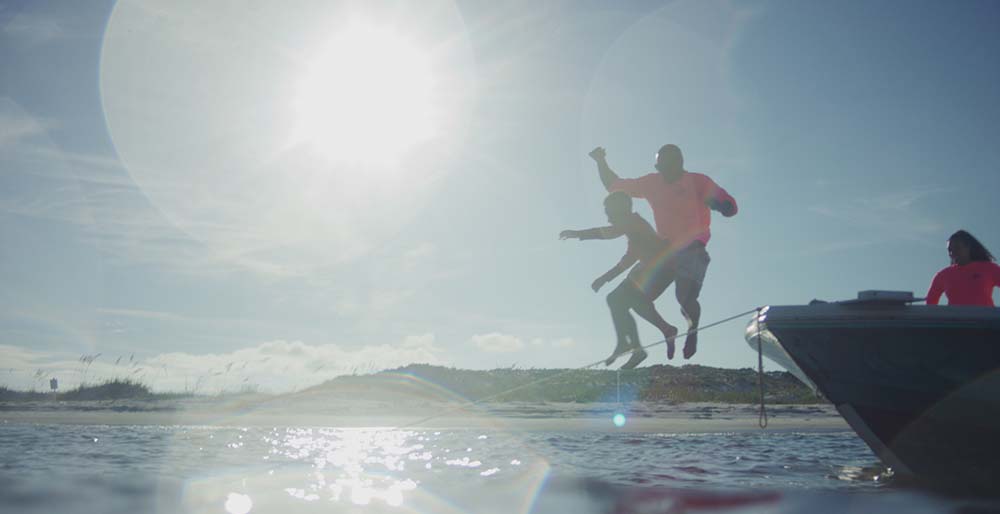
[58,379,153,401]
[0,386,50,402]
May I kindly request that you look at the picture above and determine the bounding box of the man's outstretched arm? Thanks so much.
[589,147,620,191]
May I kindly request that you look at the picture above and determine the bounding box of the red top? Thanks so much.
[609,172,736,248]
[926,261,1000,306]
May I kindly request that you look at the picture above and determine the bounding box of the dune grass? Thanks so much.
[0,379,193,402]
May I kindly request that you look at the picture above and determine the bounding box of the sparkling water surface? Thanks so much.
[0,422,991,513]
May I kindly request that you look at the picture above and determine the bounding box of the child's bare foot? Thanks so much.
[620,348,647,369]
[662,325,678,360]
[682,332,698,359]
[604,344,630,366]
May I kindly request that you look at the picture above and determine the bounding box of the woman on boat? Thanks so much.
[926,230,1000,306]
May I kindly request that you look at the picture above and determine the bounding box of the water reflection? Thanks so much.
[3,424,933,514]
[177,427,551,512]
[833,465,894,483]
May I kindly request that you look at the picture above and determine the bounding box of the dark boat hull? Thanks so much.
[748,302,1000,492]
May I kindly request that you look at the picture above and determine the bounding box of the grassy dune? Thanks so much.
[1,364,820,405]
[0,379,191,402]
[302,364,823,404]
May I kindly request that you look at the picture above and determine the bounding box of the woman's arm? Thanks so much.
[926,270,946,305]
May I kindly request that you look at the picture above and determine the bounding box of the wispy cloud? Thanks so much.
[0,100,50,146]
[402,242,437,270]
[0,110,435,280]
[470,332,525,353]
[0,334,447,393]
[470,333,576,353]
[96,307,201,324]
[0,98,314,278]
[549,337,576,349]
[793,239,883,258]
[334,289,417,320]
[1,11,68,45]
[0,304,102,351]
[529,337,577,349]
[806,184,954,254]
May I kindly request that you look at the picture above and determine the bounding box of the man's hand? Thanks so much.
[559,230,579,240]
[591,276,607,292]
[706,198,737,217]
[591,146,619,190]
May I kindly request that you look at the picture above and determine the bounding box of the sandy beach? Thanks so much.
[0,398,847,432]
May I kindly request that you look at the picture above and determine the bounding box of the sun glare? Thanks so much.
[292,23,436,164]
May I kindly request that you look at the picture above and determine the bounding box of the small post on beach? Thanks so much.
[616,370,621,403]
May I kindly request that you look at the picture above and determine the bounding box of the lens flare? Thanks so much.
[224,492,252,514]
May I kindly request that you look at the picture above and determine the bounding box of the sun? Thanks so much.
[290,23,436,164]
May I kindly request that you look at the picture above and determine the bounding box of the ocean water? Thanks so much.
[0,422,992,513]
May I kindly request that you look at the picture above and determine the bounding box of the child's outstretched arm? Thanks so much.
[559,225,625,241]
[559,226,633,291]
[592,253,637,292]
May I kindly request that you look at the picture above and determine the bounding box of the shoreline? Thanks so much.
[0,401,848,432]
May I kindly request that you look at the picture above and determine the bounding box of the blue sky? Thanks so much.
[2,0,998,392]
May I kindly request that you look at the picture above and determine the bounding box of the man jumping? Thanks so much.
[589,145,737,359]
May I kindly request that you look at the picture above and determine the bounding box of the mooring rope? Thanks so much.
[394,307,761,430]
[755,307,769,429]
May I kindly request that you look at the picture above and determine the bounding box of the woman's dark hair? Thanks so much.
[949,230,995,262]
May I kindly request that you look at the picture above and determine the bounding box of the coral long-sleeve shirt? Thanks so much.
[609,172,736,248]
[926,261,1000,306]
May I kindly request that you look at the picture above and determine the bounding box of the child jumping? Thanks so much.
[560,192,680,369]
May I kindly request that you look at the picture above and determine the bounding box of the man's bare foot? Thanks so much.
[682,332,698,359]
[662,325,678,360]
[620,348,647,370]
[604,344,630,366]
